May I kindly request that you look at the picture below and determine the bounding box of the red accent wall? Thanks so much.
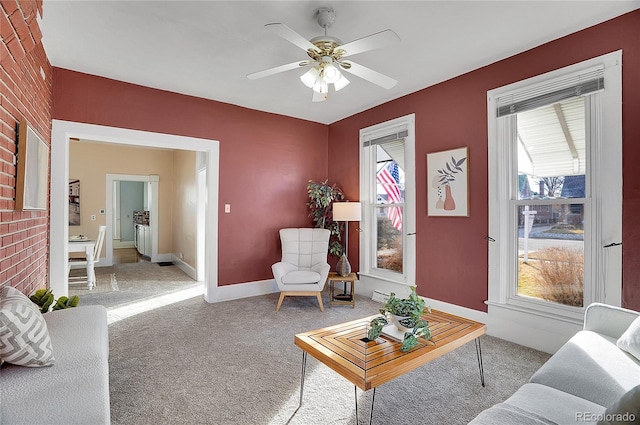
[0,0,51,294]
[51,68,328,286]
[328,9,640,312]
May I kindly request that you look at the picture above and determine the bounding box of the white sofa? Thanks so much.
[1,305,110,424]
[470,303,640,424]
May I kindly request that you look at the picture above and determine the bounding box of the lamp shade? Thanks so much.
[333,202,361,222]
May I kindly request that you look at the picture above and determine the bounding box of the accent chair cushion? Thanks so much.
[281,270,322,285]
[279,228,330,269]
[617,316,640,361]
[0,286,55,367]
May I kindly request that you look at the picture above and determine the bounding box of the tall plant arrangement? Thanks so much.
[307,179,344,257]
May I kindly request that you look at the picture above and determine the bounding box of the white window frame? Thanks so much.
[359,114,416,285]
[487,51,622,323]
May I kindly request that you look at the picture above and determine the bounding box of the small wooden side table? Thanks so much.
[327,272,358,308]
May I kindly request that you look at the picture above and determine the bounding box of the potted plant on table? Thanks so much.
[367,286,431,352]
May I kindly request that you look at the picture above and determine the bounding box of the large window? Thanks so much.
[360,114,415,284]
[515,96,587,307]
[488,52,622,319]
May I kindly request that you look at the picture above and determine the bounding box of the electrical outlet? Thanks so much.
[99,209,106,215]
[91,214,96,221]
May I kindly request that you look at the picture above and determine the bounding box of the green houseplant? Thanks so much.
[306,179,345,257]
[367,286,431,352]
[29,288,79,313]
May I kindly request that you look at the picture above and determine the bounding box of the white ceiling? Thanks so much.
[39,1,639,125]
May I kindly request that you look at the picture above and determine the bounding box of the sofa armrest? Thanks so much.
[584,302,639,339]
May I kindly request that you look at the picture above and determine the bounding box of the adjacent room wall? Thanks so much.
[0,1,51,294]
[52,68,329,286]
[172,149,197,270]
[328,9,640,312]
[69,140,175,255]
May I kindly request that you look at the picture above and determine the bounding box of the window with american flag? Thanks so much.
[360,114,415,284]
[374,144,405,273]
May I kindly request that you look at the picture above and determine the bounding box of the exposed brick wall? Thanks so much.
[0,0,52,295]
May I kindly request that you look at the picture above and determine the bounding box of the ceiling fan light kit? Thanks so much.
[247,6,400,102]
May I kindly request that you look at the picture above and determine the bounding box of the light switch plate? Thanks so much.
[224,204,230,213]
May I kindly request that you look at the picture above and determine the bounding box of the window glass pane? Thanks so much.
[376,145,405,206]
[517,203,584,307]
[517,97,586,200]
[376,206,403,273]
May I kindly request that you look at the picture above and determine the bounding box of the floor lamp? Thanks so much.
[332,201,362,276]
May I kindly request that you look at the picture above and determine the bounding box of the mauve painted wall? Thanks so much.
[328,10,640,312]
[52,68,328,286]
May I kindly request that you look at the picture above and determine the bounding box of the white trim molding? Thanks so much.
[484,51,622,352]
[49,120,220,302]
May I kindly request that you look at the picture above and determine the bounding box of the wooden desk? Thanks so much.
[294,310,487,423]
[68,239,96,289]
[327,272,358,308]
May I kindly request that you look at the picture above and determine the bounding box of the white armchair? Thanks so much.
[272,228,331,312]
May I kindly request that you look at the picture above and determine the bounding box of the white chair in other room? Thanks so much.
[69,225,106,289]
[272,228,330,312]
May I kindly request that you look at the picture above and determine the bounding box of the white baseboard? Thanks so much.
[206,279,279,303]
[152,253,173,263]
[171,255,197,280]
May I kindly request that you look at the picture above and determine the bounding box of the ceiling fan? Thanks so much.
[247,7,400,102]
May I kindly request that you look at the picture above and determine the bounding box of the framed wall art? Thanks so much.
[427,146,469,217]
[15,121,49,211]
[69,179,80,225]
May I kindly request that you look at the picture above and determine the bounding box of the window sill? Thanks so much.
[358,272,412,287]
[485,299,584,326]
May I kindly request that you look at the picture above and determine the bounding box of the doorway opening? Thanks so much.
[50,120,220,302]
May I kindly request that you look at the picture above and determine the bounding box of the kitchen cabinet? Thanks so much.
[134,224,152,258]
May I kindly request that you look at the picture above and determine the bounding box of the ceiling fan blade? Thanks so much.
[265,23,321,54]
[339,30,400,58]
[340,61,398,89]
[247,61,311,80]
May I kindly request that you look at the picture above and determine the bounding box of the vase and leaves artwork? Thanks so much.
[427,147,469,216]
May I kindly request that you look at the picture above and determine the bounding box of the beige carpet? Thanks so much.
[91,267,551,425]
[69,262,199,309]
[68,267,118,294]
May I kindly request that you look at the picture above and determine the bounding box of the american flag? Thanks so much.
[377,162,402,231]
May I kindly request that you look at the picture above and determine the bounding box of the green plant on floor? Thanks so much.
[30,289,79,313]
[367,286,431,352]
[306,179,345,257]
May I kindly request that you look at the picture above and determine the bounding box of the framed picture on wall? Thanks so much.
[427,146,469,217]
[69,179,80,225]
[15,121,49,211]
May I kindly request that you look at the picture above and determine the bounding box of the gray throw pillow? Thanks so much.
[0,286,55,367]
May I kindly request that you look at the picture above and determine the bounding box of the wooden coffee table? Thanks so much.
[293,309,487,424]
